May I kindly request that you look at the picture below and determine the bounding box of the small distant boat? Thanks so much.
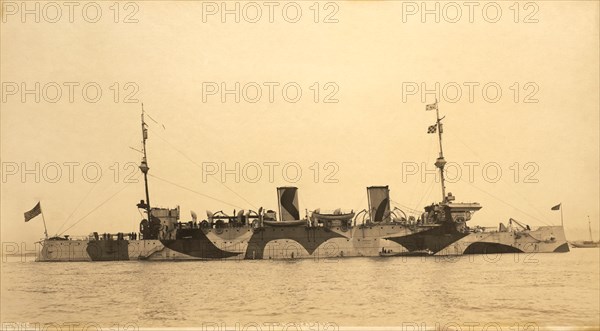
[379,249,434,257]
[572,242,599,248]
[570,217,599,248]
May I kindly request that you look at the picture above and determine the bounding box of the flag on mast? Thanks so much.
[24,202,42,222]
[427,125,437,134]
[426,102,437,111]
[551,203,561,210]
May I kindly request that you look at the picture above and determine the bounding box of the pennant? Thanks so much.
[551,203,561,211]
[426,103,437,111]
[427,125,437,134]
[24,202,42,222]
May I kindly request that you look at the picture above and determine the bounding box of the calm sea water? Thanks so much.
[1,249,599,330]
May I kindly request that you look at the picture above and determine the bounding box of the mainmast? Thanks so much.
[139,104,151,219]
[430,100,447,202]
[588,216,594,242]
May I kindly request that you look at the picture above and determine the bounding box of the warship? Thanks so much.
[32,103,569,262]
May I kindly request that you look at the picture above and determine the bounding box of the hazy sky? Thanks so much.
[1,1,599,245]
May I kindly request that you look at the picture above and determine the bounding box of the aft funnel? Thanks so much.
[277,187,300,221]
[367,186,391,223]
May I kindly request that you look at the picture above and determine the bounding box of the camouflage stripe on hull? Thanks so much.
[36,225,569,261]
[463,242,523,254]
[243,227,346,259]
[384,222,469,254]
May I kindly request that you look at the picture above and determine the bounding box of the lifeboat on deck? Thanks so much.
[311,209,355,221]
[262,220,307,227]
[310,209,355,229]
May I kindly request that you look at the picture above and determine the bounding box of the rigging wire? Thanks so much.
[353,192,367,212]
[447,130,551,222]
[393,122,553,226]
[54,181,99,235]
[408,135,435,210]
[390,199,423,215]
[56,131,141,235]
[144,112,165,130]
[146,126,258,209]
[148,173,245,210]
[57,108,256,236]
[58,173,140,236]
[140,107,257,208]
[412,179,437,215]
[456,175,552,226]
[447,130,482,159]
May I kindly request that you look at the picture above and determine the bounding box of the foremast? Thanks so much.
[428,100,449,203]
[588,216,594,242]
[425,101,481,226]
[139,104,151,218]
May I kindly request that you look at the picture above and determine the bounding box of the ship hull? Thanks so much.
[37,225,569,262]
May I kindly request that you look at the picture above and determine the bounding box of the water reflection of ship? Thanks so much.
[34,102,570,262]
[379,248,433,257]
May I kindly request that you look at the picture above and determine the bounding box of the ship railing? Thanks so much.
[472,226,543,233]
[311,208,354,215]
[87,232,139,241]
[476,225,546,234]
[45,235,92,241]
[469,226,498,233]
[180,220,252,230]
